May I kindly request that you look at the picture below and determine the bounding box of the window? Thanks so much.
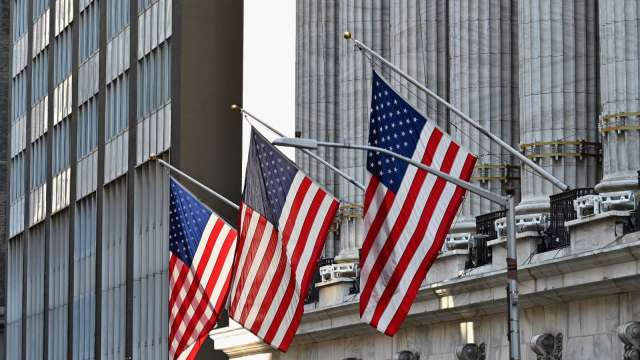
[79,0,100,64]
[53,119,70,175]
[10,153,25,203]
[106,75,128,140]
[77,97,98,158]
[54,29,73,85]
[30,138,47,190]
[137,42,170,120]
[107,0,129,40]
[31,52,49,104]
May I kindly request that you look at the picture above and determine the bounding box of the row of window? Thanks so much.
[137,42,170,120]
[107,0,129,40]
[13,0,28,41]
[79,0,100,65]
[54,29,73,85]
[11,72,28,124]
[106,75,129,140]
[33,0,48,20]
[31,52,48,104]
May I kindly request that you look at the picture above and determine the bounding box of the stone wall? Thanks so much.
[266,291,640,360]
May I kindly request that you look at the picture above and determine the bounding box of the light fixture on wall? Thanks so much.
[394,350,419,360]
[530,333,562,360]
[618,321,640,360]
[455,343,486,360]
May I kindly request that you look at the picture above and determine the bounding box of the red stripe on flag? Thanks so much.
[368,143,461,329]
[248,242,288,334]
[174,226,237,355]
[229,215,268,316]
[359,191,396,279]
[290,188,326,272]
[363,176,380,214]
[279,199,340,350]
[262,188,327,347]
[170,218,225,339]
[238,229,278,324]
[280,177,312,249]
[359,129,443,314]
[384,153,477,335]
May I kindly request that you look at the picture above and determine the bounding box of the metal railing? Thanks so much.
[465,210,506,269]
[543,188,596,252]
[303,257,335,305]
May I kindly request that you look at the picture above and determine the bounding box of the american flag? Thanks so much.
[359,72,477,335]
[228,128,339,351]
[169,178,238,359]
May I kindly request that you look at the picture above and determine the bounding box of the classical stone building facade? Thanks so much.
[212,1,640,359]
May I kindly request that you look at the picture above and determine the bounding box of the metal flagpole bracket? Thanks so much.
[343,32,570,193]
[231,104,366,191]
[149,155,240,211]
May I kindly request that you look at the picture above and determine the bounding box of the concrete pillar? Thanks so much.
[295,0,341,257]
[449,0,520,232]
[335,0,390,261]
[389,0,449,130]
[517,0,600,214]
[596,0,640,193]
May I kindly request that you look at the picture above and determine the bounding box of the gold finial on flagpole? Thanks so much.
[343,31,352,40]
[230,104,241,112]
[149,153,158,161]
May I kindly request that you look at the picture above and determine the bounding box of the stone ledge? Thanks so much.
[211,237,640,355]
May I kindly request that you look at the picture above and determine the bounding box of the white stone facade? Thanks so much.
[212,0,640,359]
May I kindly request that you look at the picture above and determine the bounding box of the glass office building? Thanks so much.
[4,0,243,358]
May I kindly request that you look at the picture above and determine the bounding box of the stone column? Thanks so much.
[449,0,519,232]
[295,0,341,258]
[596,0,640,193]
[335,0,390,261]
[389,0,449,130]
[517,0,600,214]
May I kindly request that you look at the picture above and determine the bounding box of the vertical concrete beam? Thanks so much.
[389,0,449,130]
[295,0,340,257]
[334,0,390,261]
[596,0,640,193]
[518,0,600,213]
[449,0,519,232]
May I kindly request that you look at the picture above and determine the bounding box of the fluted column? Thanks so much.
[295,0,341,257]
[335,0,390,261]
[518,0,600,214]
[449,0,520,232]
[596,0,640,193]
[389,0,449,130]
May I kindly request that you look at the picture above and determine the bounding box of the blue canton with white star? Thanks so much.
[243,129,298,227]
[169,178,212,266]
[368,71,428,193]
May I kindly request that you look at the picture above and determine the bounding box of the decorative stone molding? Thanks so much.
[530,333,563,360]
[618,321,640,360]
[394,350,420,360]
[455,343,486,360]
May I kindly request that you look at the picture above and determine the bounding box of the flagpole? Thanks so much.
[231,104,366,191]
[343,31,569,193]
[150,154,240,211]
[273,137,521,360]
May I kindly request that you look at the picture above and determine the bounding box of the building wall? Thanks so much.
[0,0,11,354]
[5,0,242,359]
[277,291,640,360]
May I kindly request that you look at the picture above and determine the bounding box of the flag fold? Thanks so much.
[359,71,477,335]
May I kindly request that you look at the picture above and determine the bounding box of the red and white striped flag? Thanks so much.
[359,72,477,335]
[229,128,339,351]
[168,178,238,359]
